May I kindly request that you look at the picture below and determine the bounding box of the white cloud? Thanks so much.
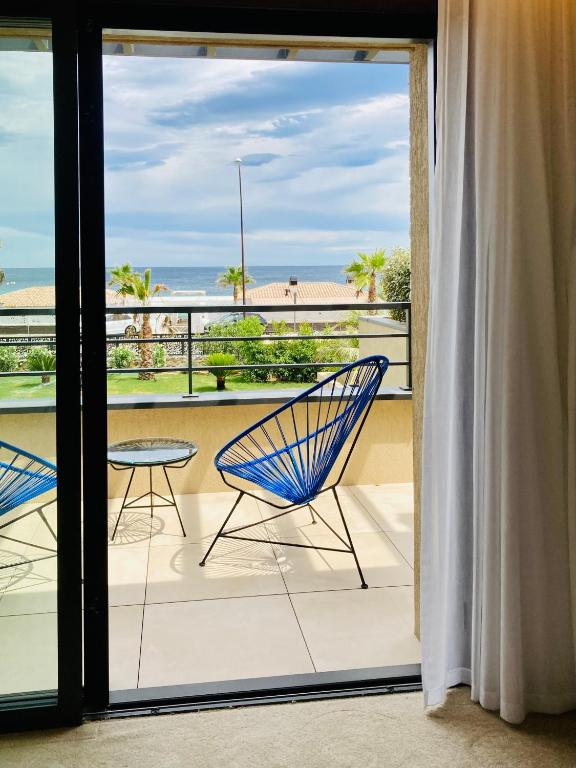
[0,50,411,268]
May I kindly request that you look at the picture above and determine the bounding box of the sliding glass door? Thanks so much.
[0,16,82,729]
[1,6,432,730]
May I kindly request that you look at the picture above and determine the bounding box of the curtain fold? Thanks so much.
[421,0,576,724]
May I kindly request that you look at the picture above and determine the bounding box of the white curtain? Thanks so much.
[421,0,576,724]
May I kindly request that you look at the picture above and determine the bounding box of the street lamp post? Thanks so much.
[289,275,298,332]
[235,158,246,318]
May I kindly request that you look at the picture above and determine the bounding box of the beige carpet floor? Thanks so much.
[2,688,576,768]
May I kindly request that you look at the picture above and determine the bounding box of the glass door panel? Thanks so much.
[0,19,82,727]
[0,25,59,700]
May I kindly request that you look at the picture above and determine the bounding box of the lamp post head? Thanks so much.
[235,157,242,165]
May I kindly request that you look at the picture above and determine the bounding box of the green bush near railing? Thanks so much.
[205,352,238,391]
[202,317,353,384]
[109,346,136,369]
[152,344,167,368]
[381,248,411,323]
[0,347,19,373]
[27,346,56,384]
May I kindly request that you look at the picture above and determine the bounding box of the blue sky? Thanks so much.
[0,51,410,267]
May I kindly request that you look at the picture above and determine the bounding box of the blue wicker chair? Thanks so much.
[200,355,389,588]
[0,441,57,569]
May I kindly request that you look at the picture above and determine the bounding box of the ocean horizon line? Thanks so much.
[0,264,352,297]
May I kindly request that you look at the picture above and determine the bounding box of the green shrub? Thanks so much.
[204,317,268,382]
[203,316,265,358]
[263,323,316,383]
[0,347,19,373]
[339,313,360,349]
[271,319,290,336]
[204,317,351,385]
[109,346,135,369]
[27,346,56,384]
[205,352,238,390]
[316,338,351,370]
[380,247,411,322]
[152,344,166,368]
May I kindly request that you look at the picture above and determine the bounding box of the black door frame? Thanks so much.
[0,9,84,732]
[0,2,436,730]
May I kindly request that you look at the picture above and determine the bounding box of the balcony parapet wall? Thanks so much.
[0,393,412,496]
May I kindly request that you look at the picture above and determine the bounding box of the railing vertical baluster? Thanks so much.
[187,312,193,396]
[406,304,412,391]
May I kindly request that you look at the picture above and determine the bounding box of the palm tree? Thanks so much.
[217,266,254,304]
[343,250,387,305]
[108,263,133,305]
[109,264,167,381]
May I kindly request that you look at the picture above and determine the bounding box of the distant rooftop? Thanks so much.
[248,281,360,304]
[0,286,121,308]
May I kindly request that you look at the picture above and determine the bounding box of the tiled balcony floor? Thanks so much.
[0,484,419,695]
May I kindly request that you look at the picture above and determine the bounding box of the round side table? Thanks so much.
[107,437,198,541]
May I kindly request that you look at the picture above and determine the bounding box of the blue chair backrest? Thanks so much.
[0,441,57,516]
[215,355,388,505]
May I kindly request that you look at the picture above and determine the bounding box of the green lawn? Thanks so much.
[0,372,305,400]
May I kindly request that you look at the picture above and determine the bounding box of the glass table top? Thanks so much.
[107,438,198,467]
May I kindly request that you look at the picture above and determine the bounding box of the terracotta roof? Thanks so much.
[247,281,359,304]
[0,286,123,308]
[0,286,57,308]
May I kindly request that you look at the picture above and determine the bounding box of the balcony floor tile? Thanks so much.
[0,557,57,616]
[146,538,287,604]
[384,530,415,568]
[272,530,414,593]
[108,546,149,607]
[138,595,314,688]
[349,483,414,533]
[259,486,381,538]
[0,613,57,694]
[291,586,420,672]
[147,491,263,547]
[110,604,144,691]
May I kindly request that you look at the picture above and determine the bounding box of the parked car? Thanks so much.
[203,312,267,332]
[105,313,175,337]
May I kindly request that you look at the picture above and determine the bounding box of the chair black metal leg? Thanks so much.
[149,466,154,519]
[332,487,368,589]
[112,467,135,541]
[163,466,186,536]
[37,504,57,542]
[308,503,317,524]
[0,499,58,569]
[0,503,48,533]
[199,491,244,566]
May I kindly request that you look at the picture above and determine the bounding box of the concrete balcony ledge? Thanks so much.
[0,385,411,415]
[0,388,413,494]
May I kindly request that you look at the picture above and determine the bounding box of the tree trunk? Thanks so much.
[138,313,155,381]
[233,285,239,304]
[368,274,377,314]
[368,275,376,303]
[41,374,51,385]
[216,376,226,390]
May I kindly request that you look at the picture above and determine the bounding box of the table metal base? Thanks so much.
[110,463,187,541]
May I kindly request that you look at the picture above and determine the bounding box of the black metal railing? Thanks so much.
[0,301,412,395]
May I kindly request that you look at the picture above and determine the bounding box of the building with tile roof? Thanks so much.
[247,281,360,305]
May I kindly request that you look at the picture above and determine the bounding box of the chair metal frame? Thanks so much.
[200,355,389,588]
[0,440,58,570]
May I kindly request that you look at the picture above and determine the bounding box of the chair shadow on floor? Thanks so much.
[107,510,164,546]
